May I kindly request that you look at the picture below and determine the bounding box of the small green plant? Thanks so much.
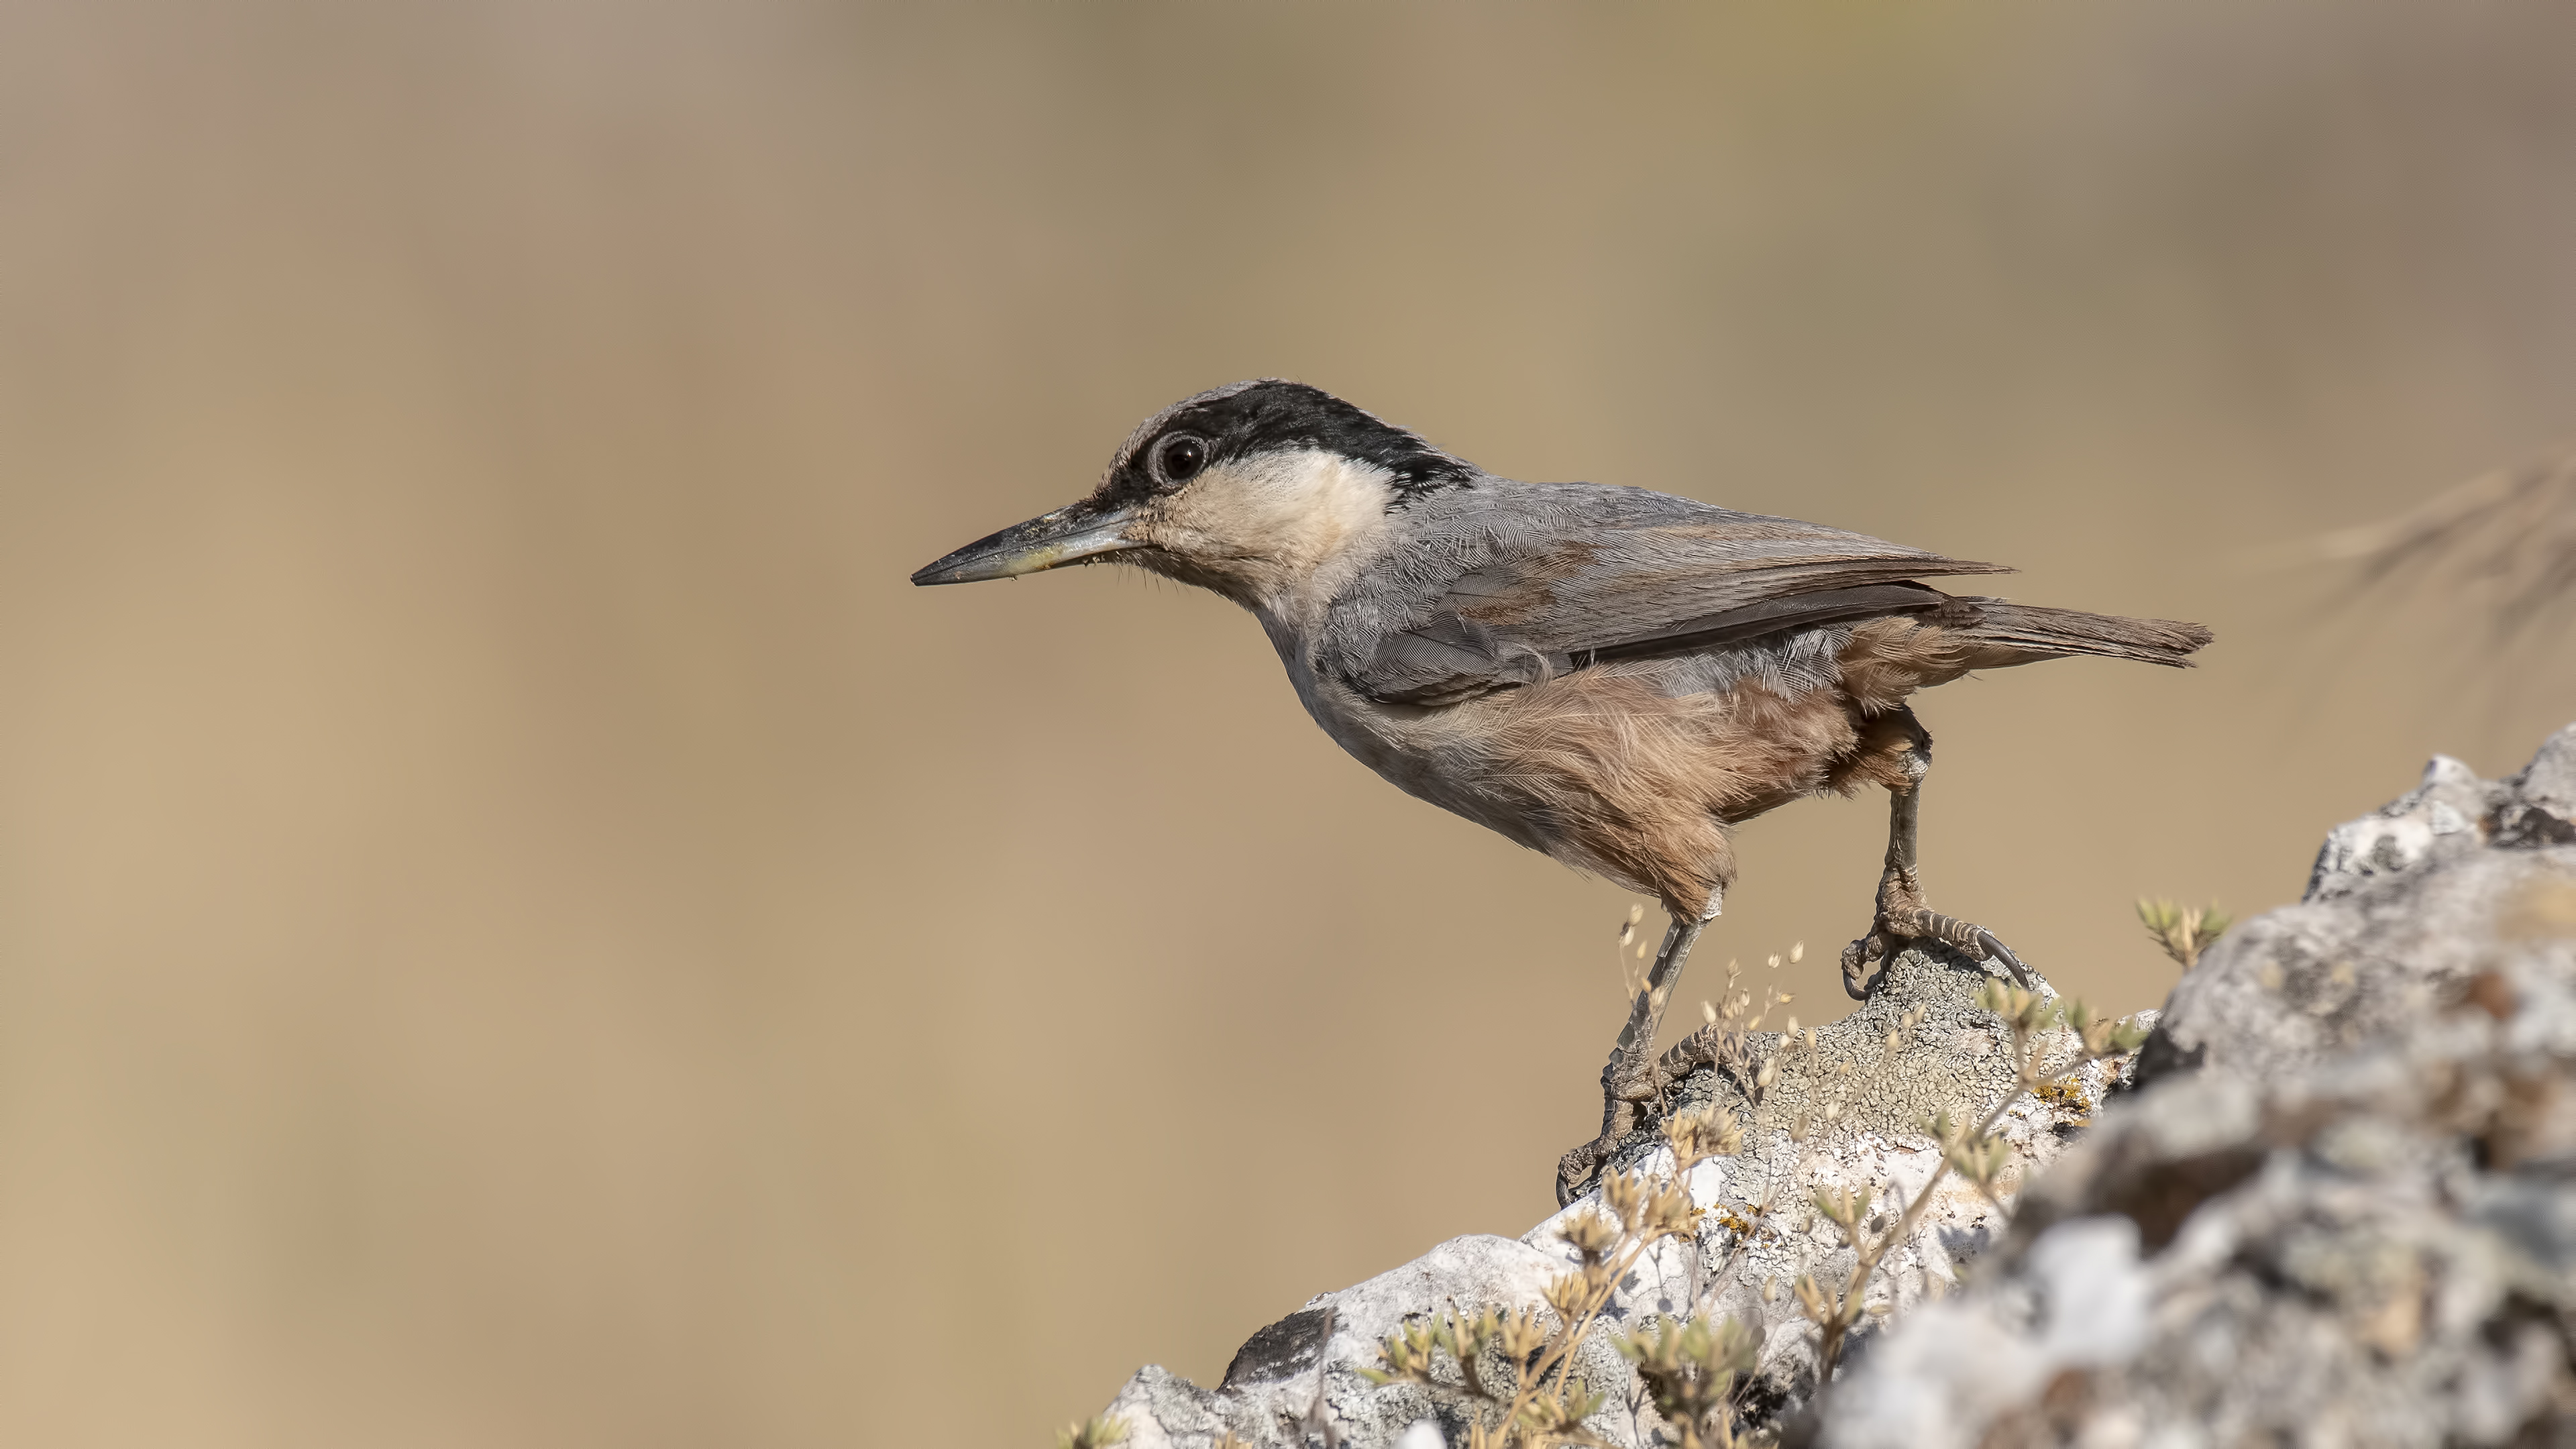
[1055,1413,1128,1449]
[1618,1312,1764,1449]
[2137,897,2230,970]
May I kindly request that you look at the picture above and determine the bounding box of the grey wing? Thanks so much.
[1341,484,2010,706]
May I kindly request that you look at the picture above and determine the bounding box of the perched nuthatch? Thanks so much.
[914,380,2210,1201]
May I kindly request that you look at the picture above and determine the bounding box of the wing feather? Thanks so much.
[1341,490,2009,705]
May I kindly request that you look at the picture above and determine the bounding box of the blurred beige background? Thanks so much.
[3,1,2574,1444]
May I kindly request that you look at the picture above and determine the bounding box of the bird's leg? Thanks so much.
[1556,910,1707,1207]
[1839,727,2033,998]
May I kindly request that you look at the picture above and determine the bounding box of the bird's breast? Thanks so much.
[1258,629,1556,854]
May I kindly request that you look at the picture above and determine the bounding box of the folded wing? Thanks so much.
[1342,488,2014,705]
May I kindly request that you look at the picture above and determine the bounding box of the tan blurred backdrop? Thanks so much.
[3,1,2575,1444]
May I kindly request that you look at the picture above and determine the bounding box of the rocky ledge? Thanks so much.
[1092,724,2576,1449]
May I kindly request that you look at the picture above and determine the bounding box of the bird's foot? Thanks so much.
[1554,1052,1670,1206]
[1839,871,2032,999]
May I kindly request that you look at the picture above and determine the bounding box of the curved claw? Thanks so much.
[1840,934,1888,999]
[1975,928,2033,988]
[1914,908,2036,987]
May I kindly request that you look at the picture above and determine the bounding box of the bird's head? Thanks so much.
[910,380,1473,610]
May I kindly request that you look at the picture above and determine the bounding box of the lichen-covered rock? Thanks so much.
[1102,1234,1627,1449]
[1095,943,2118,1448]
[1094,724,2576,1449]
[2137,723,2576,1088]
[1538,946,2138,1418]
[1816,727,2576,1449]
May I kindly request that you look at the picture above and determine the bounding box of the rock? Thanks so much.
[1527,946,2141,1419]
[1097,942,2127,1448]
[1105,1233,1624,1449]
[1816,727,2576,1449]
[1090,724,2576,1449]
[2137,723,2576,1088]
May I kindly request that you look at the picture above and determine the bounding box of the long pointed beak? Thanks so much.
[909,501,1148,586]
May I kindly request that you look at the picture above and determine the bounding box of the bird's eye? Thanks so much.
[1156,434,1210,483]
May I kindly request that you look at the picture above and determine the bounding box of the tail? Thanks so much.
[1941,597,2213,669]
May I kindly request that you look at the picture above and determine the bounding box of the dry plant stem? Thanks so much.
[1808,990,2145,1378]
[2310,445,2576,645]
[1654,948,1798,1108]
[1527,1185,1699,1436]
[1686,1177,1782,1328]
[1813,1071,2026,1375]
[1616,905,1650,1001]
[1380,1124,1735,1447]
[1537,1233,1656,1401]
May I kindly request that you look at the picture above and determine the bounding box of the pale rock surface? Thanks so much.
[1816,724,2576,1449]
[1102,945,2126,1447]
[2136,723,2576,1087]
[1099,726,2576,1449]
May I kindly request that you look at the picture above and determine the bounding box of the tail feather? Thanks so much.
[1943,597,2213,669]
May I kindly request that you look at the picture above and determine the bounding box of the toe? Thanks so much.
[1840,932,1889,998]
[1555,1140,1605,1205]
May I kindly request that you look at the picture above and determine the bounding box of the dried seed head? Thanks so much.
[1605,1167,1649,1226]
[1056,1415,1132,1449]
[1543,1271,1590,1320]
[1790,941,1806,963]
[1669,1106,1744,1163]
[1792,1273,1831,1323]
[1648,1181,1697,1234]
[1559,1210,1620,1259]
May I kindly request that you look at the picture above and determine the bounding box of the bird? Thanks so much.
[912,380,2211,1203]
